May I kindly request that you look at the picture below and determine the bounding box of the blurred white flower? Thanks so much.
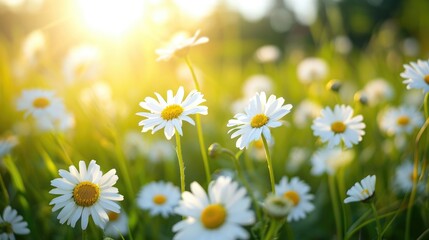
[21,30,45,66]
[137,181,180,217]
[333,35,352,55]
[156,30,209,61]
[227,92,292,149]
[297,57,328,84]
[310,146,354,175]
[344,175,376,203]
[0,135,18,158]
[275,176,314,222]
[63,45,101,84]
[173,176,255,240]
[242,74,273,98]
[254,45,281,63]
[378,105,423,136]
[286,147,309,173]
[293,99,321,128]
[16,89,65,120]
[312,105,365,148]
[362,78,394,106]
[35,111,75,132]
[393,161,424,194]
[104,211,129,238]
[0,205,30,239]
[401,59,429,94]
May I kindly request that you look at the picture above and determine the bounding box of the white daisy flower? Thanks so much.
[49,160,124,230]
[401,59,429,93]
[21,30,45,66]
[310,146,355,176]
[16,89,66,120]
[0,136,18,159]
[104,211,129,238]
[344,175,376,203]
[156,30,209,61]
[63,45,101,84]
[242,74,273,98]
[362,78,394,106]
[312,105,366,148]
[35,111,75,132]
[136,86,208,140]
[137,181,181,217]
[378,105,423,136]
[254,45,281,63]
[393,161,424,193]
[293,99,322,128]
[0,206,30,239]
[173,176,255,240]
[275,176,314,222]
[297,57,329,84]
[227,92,293,149]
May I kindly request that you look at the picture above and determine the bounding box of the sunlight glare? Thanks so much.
[77,0,144,37]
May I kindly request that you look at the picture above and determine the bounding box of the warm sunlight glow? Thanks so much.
[77,0,144,36]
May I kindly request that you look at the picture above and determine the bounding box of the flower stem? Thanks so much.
[328,175,343,240]
[185,56,211,185]
[262,135,276,194]
[0,172,9,204]
[263,219,284,240]
[175,131,186,193]
[371,202,382,240]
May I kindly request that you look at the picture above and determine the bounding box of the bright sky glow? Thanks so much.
[173,0,219,19]
[77,0,144,37]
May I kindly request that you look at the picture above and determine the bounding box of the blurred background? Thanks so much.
[1,0,429,239]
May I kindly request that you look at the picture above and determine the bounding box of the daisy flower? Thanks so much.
[136,86,208,140]
[173,176,255,240]
[310,146,355,176]
[104,211,129,238]
[274,176,314,222]
[0,206,30,239]
[242,74,273,98]
[297,57,328,84]
[63,45,101,84]
[156,30,209,61]
[393,161,424,193]
[378,105,423,136]
[312,105,365,148]
[21,30,45,66]
[254,45,281,63]
[344,175,376,203]
[16,89,66,120]
[362,78,394,106]
[137,181,181,217]
[227,92,293,149]
[49,160,124,230]
[400,59,429,93]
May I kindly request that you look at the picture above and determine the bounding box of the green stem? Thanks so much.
[175,131,185,193]
[184,56,211,185]
[0,172,9,204]
[262,136,276,194]
[328,175,343,240]
[406,117,429,240]
[222,149,262,221]
[346,210,399,239]
[418,228,429,240]
[82,229,86,240]
[263,219,284,240]
[371,203,382,240]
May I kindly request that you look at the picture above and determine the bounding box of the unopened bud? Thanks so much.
[208,143,222,159]
[263,194,293,219]
[354,91,368,105]
[326,79,342,92]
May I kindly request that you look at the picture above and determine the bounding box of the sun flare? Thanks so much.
[77,0,144,36]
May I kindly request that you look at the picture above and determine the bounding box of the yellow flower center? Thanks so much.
[361,189,369,196]
[251,114,269,128]
[152,194,167,205]
[424,75,429,85]
[397,116,410,126]
[33,97,50,109]
[161,104,184,120]
[73,181,100,207]
[107,211,120,222]
[200,204,227,229]
[331,121,346,133]
[283,191,300,206]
